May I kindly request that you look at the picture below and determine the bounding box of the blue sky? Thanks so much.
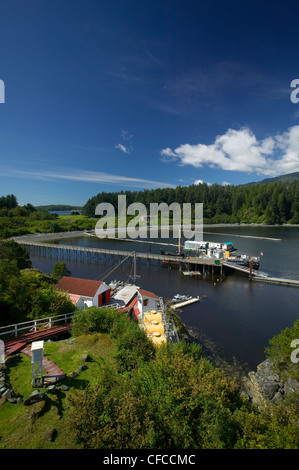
[1,0,299,206]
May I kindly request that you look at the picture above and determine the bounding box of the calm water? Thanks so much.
[29,225,299,371]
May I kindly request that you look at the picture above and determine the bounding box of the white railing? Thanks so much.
[0,311,76,339]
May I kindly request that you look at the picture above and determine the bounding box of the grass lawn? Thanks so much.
[0,333,116,449]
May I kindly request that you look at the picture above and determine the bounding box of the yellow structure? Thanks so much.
[143,310,167,346]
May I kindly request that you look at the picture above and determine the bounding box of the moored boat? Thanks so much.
[225,254,260,270]
[171,294,193,303]
[160,248,185,257]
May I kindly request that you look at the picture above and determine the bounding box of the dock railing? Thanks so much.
[0,311,76,339]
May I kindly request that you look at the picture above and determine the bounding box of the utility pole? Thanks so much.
[249,261,253,280]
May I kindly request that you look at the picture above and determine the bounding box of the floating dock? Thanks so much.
[171,297,200,309]
[251,276,299,287]
[183,271,202,277]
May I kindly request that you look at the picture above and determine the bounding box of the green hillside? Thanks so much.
[251,171,299,185]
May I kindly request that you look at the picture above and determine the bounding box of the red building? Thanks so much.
[56,276,111,308]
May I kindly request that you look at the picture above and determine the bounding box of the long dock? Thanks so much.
[12,233,299,287]
[171,297,200,309]
[251,276,299,287]
[13,235,226,275]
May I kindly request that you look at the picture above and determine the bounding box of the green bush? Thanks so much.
[71,307,116,336]
[71,307,155,373]
[265,318,299,381]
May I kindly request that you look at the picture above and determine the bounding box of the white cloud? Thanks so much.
[121,128,133,141]
[161,125,299,176]
[0,167,175,189]
[194,179,211,186]
[115,143,130,154]
[116,128,134,154]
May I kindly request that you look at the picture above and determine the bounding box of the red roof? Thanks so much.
[138,289,159,299]
[68,294,82,305]
[56,276,102,298]
[119,297,140,321]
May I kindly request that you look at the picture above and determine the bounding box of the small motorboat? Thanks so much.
[171,294,193,303]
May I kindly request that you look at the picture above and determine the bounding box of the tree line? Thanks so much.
[82,180,299,225]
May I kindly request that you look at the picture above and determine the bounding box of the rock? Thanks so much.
[7,397,18,403]
[0,397,6,407]
[78,363,88,371]
[2,389,16,401]
[69,371,78,378]
[57,384,69,391]
[24,390,46,406]
[46,385,56,394]
[243,357,299,407]
[284,377,299,396]
[242,372,267,408]
[28,400,46,419]
[80,354,89,362]
[258,378,279,400]
[44,427,56,442]
[271,392,284,404]
[0,386,7,397]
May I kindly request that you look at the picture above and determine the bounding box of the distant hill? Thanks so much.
[253,171,299,185]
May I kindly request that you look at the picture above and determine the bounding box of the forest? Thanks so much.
[82,180,299,225]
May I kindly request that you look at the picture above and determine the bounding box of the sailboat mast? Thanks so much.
[178,226,181,253]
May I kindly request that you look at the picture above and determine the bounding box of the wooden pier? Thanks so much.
[12,233,299,287]
[13,236,226,275]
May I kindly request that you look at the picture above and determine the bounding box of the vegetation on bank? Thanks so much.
[0,203,130,240]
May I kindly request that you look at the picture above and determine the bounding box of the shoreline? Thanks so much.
[13,222,292,244]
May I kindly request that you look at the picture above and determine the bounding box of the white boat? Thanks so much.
[171,294,193,303]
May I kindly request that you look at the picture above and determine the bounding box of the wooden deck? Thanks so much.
[21,346,66,385]
[4,324,71,357]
